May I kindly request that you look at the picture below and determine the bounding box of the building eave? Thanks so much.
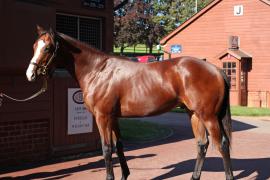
[218,49,252,60]
[260,0,270,6]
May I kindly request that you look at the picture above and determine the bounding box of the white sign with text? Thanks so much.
[68,88,93,135]
[234,5,243,16]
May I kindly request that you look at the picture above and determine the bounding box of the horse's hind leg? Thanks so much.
[204,115,234,180]
[112,120,130,180]
[220,136,234,180]
[190,114,209,180]
[95,113,115,180]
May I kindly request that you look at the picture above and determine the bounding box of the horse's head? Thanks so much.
[26,25,58,82]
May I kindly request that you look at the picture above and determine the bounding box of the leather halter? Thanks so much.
[31,31,59,76]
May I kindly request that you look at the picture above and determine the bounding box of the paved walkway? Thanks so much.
[1,113,270,180]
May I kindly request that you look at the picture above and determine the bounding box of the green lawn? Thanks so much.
[172,106,270,116]
[171,107,187,113]
[230,106,270,116]
[119,119,172,142]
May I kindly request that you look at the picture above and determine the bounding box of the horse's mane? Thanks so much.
[56,32,132,63]
[57,32,109,58]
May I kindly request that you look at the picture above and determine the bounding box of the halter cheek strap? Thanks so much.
[31,41,59,76]
[44,41,59,71]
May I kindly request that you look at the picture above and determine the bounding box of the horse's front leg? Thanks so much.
[95,113,115,180]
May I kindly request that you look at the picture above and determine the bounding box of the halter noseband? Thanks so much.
[31,35,59,76]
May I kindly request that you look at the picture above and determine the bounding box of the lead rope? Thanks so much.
[0,35,58,107]
[0,76,48,107]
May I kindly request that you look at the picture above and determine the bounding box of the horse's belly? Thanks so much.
[120,95,178,117]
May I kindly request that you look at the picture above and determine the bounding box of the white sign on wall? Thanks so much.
[68,88,93,135]
[234,5,244,16]
[171,44,182,54]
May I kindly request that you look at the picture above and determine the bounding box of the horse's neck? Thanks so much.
[58,34,109,89]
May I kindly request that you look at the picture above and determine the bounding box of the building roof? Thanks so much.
[218,49,252,60]
[261,0,270,6]
[160,0,270,45]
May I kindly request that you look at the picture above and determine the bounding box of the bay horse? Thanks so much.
[26,26,234,180]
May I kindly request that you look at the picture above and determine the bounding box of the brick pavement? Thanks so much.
[1,113,270,180]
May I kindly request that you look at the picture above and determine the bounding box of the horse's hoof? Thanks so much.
[121,173,129,180]
[226,172,234,180]
[106,175,114,180]
[190,176,200,180]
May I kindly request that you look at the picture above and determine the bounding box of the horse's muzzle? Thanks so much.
[26,71,36,82]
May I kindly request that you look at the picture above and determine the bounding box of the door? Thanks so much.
[240,59,249,106]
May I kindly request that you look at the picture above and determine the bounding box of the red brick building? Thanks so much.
[0,0,113,166]
[160,0,270,108]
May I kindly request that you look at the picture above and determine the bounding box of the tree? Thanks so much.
[114,0,165,54]
[113,0,212,54]
[152,0,212,34]
[114,1,140,54]
[114,0,129,11]
[133,0,165,53]
[197,0,212,12]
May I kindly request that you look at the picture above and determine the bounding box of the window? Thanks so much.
[56,13,102,49]
[223,62,236,90]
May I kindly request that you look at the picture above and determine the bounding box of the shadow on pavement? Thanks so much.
[232,119,257,132]
[0,113,258,178]
[124,117,257,152]
[0,154,156,180]
[152,157,270,180]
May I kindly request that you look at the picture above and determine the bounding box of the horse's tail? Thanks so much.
[218,70,232,146]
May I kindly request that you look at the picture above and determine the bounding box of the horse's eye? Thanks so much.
[44,46,50,53]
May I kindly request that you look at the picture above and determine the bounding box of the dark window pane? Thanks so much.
[56,14,102,50]
[56,14,78,39]
[79,17,101,49]
[223,62,227,68]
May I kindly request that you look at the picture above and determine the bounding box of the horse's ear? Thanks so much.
[49,27,55,37]
[36,25,45,36]
[49,27,56,46]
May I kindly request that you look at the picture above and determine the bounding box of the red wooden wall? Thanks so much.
[161,0,270,107]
